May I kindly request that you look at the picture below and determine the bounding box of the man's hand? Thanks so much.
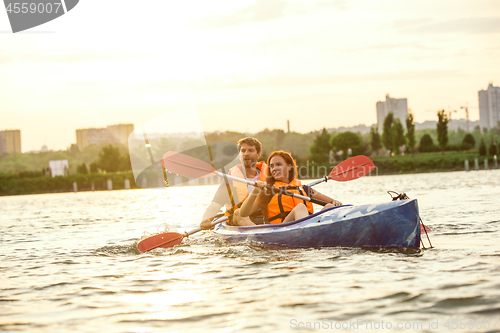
[200,217,215,230]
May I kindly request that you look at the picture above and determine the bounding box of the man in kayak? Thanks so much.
[238,150,342,225]
[200,137,268,229]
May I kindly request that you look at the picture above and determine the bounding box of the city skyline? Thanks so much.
[1,0,499,152]
[479,83,500,130]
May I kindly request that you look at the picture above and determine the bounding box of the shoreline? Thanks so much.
[2,166,498,197]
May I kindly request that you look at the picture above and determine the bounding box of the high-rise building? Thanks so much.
[0,129,22,154]
[376,94,408,133]
[478,83,500,130]
[107,124,135,145]
[76,124,134,150]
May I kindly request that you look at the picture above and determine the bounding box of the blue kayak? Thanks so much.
[213,199,421,248]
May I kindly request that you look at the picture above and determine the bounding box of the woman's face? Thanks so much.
[269,155,291,182]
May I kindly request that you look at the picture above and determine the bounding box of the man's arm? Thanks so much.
[202,201,223,221]
[200,182,236,229]
[200,201,223,229]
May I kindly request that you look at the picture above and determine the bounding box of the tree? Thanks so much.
[392,118,406,155]
[152,137,175,158]
[462,133,475,150]
[406,113,415,154]
[419,134,435,153]
[275,129,285,147]
[370,126,382,156]
[77,163,88,174]
[489,138,498,156]
[121,153,132,171]
[330,131,362,159]
[89,162,99,173]
[382,113,394,153]
[96,145,122,172]
[479,138,487,156]
[309,128,331,163]
[436,109,448,151]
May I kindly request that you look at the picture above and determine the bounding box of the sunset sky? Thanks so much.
[1,0,499,152]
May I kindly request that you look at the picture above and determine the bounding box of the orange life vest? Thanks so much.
[223,161,267,214]
[266,179,314,224]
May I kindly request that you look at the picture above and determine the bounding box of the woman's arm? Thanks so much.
[310,188,342,206]
[239,182,264,217]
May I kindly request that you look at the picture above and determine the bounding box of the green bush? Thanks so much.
[0,172,139,196]
[419,134,437,153]
[479,139,487,156]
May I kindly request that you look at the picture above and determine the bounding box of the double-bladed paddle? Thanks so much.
[162,151,333,206]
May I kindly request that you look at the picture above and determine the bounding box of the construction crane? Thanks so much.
[460,103,478,132]
[448,106,457,122]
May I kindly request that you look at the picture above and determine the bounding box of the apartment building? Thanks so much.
[376,94,408,133]
[0,129,22,154]
[76,124,134,150]
[478,83,500,130]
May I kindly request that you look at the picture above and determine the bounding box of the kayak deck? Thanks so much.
[213,199,421,248]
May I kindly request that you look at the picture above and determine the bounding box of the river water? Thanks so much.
[1,170,500,333]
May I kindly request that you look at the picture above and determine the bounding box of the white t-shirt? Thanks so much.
[246,169,261,194]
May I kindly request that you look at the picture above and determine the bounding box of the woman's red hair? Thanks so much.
[259,151,298,216]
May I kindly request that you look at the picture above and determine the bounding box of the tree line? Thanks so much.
[366,111,499,157]
[1,117,499,179]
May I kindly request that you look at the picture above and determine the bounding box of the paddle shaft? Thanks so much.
[307,160,374,186]
[212,171,329,206]
[306,176,329,187]
[184,215,228,236]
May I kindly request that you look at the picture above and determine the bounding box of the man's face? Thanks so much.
[239,143,261,168]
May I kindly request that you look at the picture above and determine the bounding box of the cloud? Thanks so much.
[395,17,500,35]
[193,0,351,28]
[315,0,350,11]
[0,51,151,65]
[194,0,293,28]
[126,69,466,94]
[339,42,438,53]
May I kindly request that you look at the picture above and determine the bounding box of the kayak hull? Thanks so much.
[213,199,421,248]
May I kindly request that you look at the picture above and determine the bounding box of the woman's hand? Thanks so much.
[311,189,342,207]
[331,199,342,206]
[254,180,266,189]
[250,181,266,196]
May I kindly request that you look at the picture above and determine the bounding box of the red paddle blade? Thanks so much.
[421,224,431,233]
[137,232,184,253]
[162,151,215,178]
[328,155,375,181]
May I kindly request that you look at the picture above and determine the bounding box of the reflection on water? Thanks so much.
[1,170,500,332]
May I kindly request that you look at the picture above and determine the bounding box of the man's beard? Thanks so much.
[243,160,256,168]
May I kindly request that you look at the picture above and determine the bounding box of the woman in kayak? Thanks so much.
[236,150,342,225]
